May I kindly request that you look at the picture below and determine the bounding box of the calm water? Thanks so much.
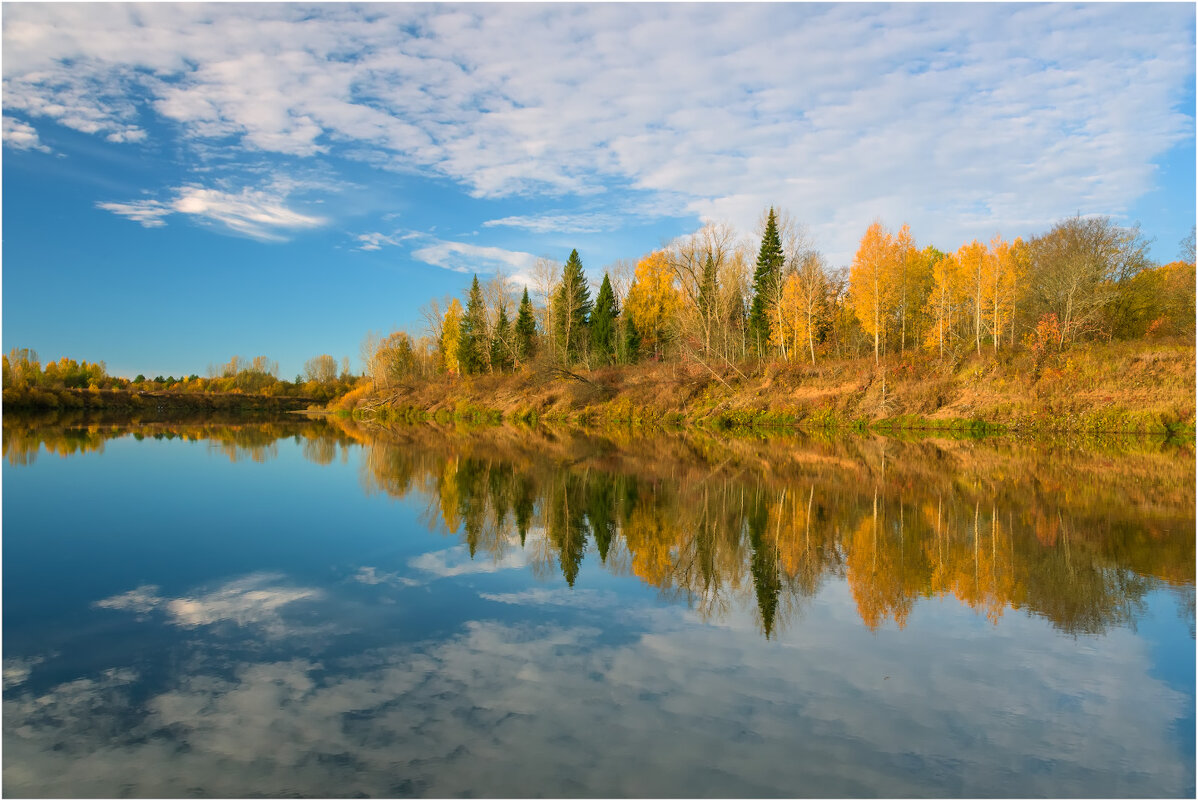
[3,414,1194,798]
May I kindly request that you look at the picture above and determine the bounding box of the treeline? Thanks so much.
[360,212,1195,389]
[2,351,362,407]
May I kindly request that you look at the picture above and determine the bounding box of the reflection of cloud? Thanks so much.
[95,585,162,615]
[4,597,1192,797]
[2,656,45,690]
[95,573,322,632]
[409,545,529,577]
[353,566,421,588]
[480,588,618,610]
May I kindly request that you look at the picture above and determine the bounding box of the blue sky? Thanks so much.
[2,2,1194,379]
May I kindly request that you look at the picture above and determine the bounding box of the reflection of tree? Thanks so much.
[11,411,1190,641]
[338,421,1193,639]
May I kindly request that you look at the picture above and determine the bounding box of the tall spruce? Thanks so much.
[514,287,537,363]
[748,208,785,354]
[458,275,488,374]
[619,315,641,365]
[553,249,592,362]
[490,305,513,372]
[590,273,619,365]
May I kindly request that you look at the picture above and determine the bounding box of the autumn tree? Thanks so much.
[303,354,338,383]
[956,239,991,356]
[1025,215,1150,346]
[924,251,958,358]
[440,298,464,375]
[625,250,681,360]
[849,221,894,364]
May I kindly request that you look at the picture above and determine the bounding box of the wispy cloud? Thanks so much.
[483,211,627,235]
[2,116,51,152]
[98,184,327,241]
[4,3,1194,257]
[409,239,538,276]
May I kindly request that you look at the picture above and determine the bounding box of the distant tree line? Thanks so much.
[3,350,362,406]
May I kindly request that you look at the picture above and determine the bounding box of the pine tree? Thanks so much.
[458,275,488,375]
[514,287,537,364]
[748,208,785,355]
[590,273,619,365]
[553,249,592,362]
[490,305,513,372]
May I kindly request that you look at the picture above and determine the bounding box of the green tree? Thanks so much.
[620,315,642,365]
[748,208,785,354]
[490,305,514,372]
[590,273,619,365]
[458,275,488,375]
[553,249,592,363]
[514,287,538,364]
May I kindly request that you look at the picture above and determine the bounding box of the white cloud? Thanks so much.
[353,231,400,251]
[95,200,171,228]
[97,184,327,241]
[409,239,538,276]
[3,4,1194,259]
[2,116,51,152]
[483,211,626,235]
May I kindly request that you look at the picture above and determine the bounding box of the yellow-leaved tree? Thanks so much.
[625,250,682,360]
[955,239,991,356]
[987,235,1025,351]
[849,221,894,364]
[771,253,828,364]
[440,298,463,375]
[924,251,959,357]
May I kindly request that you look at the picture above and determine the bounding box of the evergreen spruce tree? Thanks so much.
[458,275,488,375]
[620,315,642,365]
[748,208,785,354]
[553,249,592,362]
[514,288,537,363]
[590,273,619,365]
[490,305,513,372]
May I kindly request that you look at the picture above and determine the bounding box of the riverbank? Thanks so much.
[1,386,317,414]
[339,340,1196,436]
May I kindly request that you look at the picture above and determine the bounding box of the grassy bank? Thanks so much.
[337,340,1195,436]
[2,386,318,414]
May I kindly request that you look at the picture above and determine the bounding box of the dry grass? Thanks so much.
[348,340,1195,434]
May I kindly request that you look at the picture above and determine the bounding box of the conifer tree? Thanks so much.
[590,272,619,365]
[458,275,488,374]
[553,249,592,362]
[490,305,513,372]
[748,208,785,354]
[514,287,537,364]
[620,315,642,365]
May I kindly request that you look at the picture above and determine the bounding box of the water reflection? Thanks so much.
[3,414,1194,797]
[5,413,1194,639]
